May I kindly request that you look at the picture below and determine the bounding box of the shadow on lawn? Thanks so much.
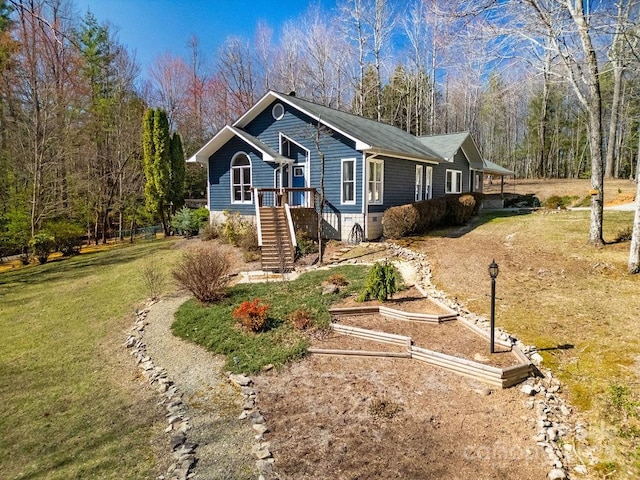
[0,241,172,290]
[402,209,535,242]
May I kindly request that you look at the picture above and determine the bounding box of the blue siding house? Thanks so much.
[188,91,497,247]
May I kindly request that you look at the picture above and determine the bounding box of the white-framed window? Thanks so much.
[474,171,482,191]
[231,152,252,203]
[415,164,424,201]
[446,169,462,194]
[272,103,284,120]
[367,158,383,204]
[341,158,356,204]
[425,166,433,199]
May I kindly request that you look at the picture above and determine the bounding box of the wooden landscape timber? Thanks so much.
[328,305,457,323]
[312,315,532,389]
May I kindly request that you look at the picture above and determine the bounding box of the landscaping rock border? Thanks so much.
[228,372,277,480]
[125,303,197,480]
[385,242,586,479]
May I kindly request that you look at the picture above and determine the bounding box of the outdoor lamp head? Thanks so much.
[488,260,499,279]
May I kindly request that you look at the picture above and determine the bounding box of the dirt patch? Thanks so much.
[333,286,453,315]
[254,356,547,479]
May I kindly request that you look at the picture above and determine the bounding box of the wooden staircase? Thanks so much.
[259,207,295,272]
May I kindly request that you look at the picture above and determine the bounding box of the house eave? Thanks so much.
[234,91,373,152]
[365,147,441,164]
[185,125,283,164]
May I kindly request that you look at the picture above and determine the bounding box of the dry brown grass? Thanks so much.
[484,177,637,205]
[403,194,640,476]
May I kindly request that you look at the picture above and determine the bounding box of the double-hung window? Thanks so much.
[367,159,383,204]
[231,153,252,203]
[445,169,462,194]
[415,165,424,201]
[341,158,356,204]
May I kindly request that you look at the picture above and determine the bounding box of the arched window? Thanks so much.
[231,153,252,203]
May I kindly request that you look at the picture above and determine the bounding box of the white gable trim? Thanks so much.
[186,125,280,164]
[234,91,372,151]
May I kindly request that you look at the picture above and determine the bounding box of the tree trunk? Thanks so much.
[605,63,623,178]
[628,131,640,273]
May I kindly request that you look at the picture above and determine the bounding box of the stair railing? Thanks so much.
[253,187,263,247]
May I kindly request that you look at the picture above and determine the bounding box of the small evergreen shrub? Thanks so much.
[233,298,270,332]
[288,309,313,330]
[172,245,231,303]
[359,260,399,302]
[296,230,318,254]
[192,207,210,225]
[30,233,56,264]
[326,273,348,286]
[171,206,203,238]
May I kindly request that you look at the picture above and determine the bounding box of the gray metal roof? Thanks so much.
[483,159,515,176]
[416,132,470,160]
[277,93,443,162]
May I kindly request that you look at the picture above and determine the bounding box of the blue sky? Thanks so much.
[75,0,334,71]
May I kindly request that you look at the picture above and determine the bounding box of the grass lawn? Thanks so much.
[0,239,180,479]
[172,265,369,374]
[412,207,640,476]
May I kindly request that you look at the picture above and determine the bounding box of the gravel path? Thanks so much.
[144,294,256,480]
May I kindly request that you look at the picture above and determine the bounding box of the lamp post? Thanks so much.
[488,259,499,354]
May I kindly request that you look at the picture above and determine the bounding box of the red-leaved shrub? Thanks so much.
[288,309,313,330]
[233,298,270,332]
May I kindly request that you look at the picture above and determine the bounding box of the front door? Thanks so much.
[291,164,306,206]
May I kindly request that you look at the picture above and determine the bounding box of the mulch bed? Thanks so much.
[333,286,453,315]
[320,289,520,369]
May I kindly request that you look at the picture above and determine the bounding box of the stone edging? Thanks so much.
[385,242,585,480]
[227,373,276,480]
[124,303,197,480]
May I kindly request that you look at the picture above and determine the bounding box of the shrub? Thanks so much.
[141,256,165,300]
[192,207,210,226]
[445,194,476,225]
[614,226,633,243]
[171,206,202,238]
[414,198,448,232]
[220,211,245,246]
[296,230,318,254]
[30,233,56,264]
[544,195,577,209]
[359,260,399,302]
[382,204,419,239]
[199,221,219,241]
[288,309,313,330]
[326,273,349,286]
[233,298,270,332]
[172,245,231,303]
[0,210,30,258]
[504,194,541,208]
[46,220,84,256]
[238,222,259,252]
